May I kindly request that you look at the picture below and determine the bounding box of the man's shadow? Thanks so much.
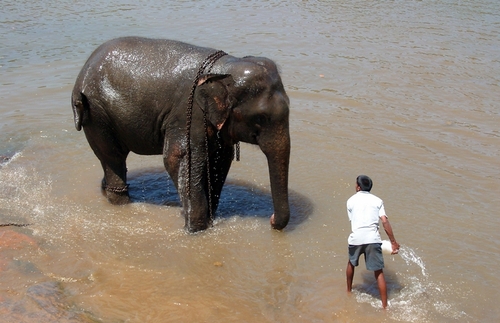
[356,268,403,300]
[127,167,312,230]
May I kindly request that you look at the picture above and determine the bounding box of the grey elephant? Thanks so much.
[71,37,290,232]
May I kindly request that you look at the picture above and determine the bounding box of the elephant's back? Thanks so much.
[74,37,218,113]
[86,37,215,77]
[74,37,217,97]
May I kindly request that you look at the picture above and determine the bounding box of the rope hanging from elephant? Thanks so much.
[202,100,214,222]
[185,50,227,203]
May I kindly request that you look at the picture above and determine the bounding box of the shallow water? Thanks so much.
[1,0,499,322]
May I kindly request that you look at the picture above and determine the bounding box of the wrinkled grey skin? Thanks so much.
[72,37,290,232]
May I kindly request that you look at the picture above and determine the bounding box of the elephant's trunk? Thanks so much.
[261,130,291,230]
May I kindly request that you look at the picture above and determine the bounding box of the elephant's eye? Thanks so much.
[254,115,268,125]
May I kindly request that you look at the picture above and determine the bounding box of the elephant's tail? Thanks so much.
[71,91,88,131]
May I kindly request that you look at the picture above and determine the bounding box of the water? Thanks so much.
[399,245,427,277]
[1,0,499,322]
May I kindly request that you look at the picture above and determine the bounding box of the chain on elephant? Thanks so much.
[184,49,241,222]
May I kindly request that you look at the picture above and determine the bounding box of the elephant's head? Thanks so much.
[194,57,291,230]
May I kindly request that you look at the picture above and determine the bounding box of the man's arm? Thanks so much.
[380,215,400,254]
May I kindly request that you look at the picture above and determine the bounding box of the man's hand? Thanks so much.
[381,215,399,254]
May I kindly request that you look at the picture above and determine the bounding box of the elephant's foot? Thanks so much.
[106,190,130,205]
[101,180,130,205]
[184,216,210,233]
[186,223,210,233]
[270,213,286,231]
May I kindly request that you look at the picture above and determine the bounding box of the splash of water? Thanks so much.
[384,245,468,321]
[354,243,434,321]
[398,244,427,277]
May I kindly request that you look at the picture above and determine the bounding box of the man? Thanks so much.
[346,175,400,309]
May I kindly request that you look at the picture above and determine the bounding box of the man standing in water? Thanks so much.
[346,175,400,309]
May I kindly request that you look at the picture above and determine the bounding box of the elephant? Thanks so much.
[71,37,291,233]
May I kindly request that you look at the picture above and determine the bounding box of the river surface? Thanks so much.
[1,0,499,322]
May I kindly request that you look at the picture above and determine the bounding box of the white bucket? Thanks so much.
[381,240,393,255]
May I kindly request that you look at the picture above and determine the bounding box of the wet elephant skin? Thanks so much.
[71,37,291,232]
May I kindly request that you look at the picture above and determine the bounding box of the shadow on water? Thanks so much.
[127,167,313,230]
[127,167,181,206]
[357,267,403,301]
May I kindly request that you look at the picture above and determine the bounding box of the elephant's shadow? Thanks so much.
[127,167,312,230]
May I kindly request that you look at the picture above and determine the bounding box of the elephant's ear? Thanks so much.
[195,74,235,130]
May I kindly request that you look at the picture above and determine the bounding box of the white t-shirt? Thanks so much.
[347,191,386,245]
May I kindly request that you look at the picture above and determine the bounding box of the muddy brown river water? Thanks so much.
[1,1,499,322]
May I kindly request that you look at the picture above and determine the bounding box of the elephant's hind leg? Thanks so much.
[83,125,131,205]
[100,159,130,205]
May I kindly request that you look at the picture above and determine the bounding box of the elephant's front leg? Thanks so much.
[208,143,234,216]
[163,137,211,232]
[180,158,212,232]
[179,144,234,232]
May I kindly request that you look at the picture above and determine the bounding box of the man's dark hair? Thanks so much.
[356,175,373,191]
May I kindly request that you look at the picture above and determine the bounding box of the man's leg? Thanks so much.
[346,260,355,292]
[374,269,388,308]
